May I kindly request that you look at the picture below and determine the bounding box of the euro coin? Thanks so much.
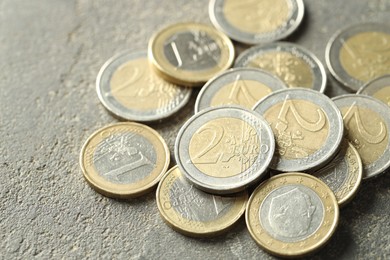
[357,75,390,106]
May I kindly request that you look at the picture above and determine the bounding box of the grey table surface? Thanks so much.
[0,0,389,259]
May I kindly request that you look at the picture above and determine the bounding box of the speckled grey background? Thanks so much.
[0,0,389,259]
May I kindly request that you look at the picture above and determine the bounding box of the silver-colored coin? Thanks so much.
[326,23,390,92]
[96,50,192,122]
[332,94,390,179]
[235,42,327,93]
[357,75,390,106]
[195,68,287,113]
[253,88,344,172]
[175,106,275,194]
[209,0,304,45]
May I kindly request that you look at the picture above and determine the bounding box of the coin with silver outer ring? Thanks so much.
[156,166,248,237]
[209,0,304,45]
[235,42,327,93]
[195,67,287,113]
[96,50,192,122]
[326,23,390,92]
[175,105,275,195]
[246,172,339,258]
[357,75,390,107]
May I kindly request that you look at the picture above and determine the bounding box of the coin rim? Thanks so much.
[357,74,390,101]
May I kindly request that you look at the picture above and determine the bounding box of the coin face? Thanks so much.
[175,106,275,194]
[311,140,362,207]
[235,42,326,93]
[246,173,339,257]
[96,51,191,122]
[326,23,390,91]
[209,0,304,45]
[148,22,235,86]
[156,166,247,237]
[195,68,287,113]
[253,89,344,172]
[80,122,170,198]
[332,94,390,179]
[357,75,390,106]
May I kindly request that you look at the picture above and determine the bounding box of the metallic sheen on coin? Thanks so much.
[209,0,304,45]
[253,88,344,172]
[357,75,390,106]
[246,172,339,258]
[235,42,327,93]
[148,22,235,87]
[195,68,287,113]
[326,23,390,91]
[96,51,192,122]
[175,106,275,194]
[156,166,247,237]
[332,94,390,179]
[311,140,362,207]
[80,122,170,198]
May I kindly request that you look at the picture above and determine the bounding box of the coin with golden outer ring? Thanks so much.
[156,166,247,237]
[148,22,235,87]
[357,75,390,107]
[80,122,170,199]
[311,140,363,207]
[246,172,339,258]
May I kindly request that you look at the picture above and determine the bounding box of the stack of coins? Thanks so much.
[79,0,390,258]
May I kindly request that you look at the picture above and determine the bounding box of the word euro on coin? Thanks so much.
[96,51,191,122]
[209,0,304,45]
[80,122,170,199]
[246,173,339,258]
[332,94,390,179]
[175,106,275,194]
[195,68,287,113]
[326,23,390,91]
[357,75,390,106]
[235,42,327,93]
[156,166,247,237]
[253,89,344,172]
[148,22,235,87]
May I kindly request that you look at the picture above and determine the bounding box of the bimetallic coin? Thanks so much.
[96,51,191,122]
[246,173,339,258]
[80,122,170,198]
[326,23,390,92]
[311,140,363,207]
[235,42,327,93]
[156,166,247,237]
[195,68,287,113]
[148,22,235,87]
[357,75,390,106]
[332,94,390,179]
[209,0,304,45]
[175,106,275,194]
[253,89,344,172]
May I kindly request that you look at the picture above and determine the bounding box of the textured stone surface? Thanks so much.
[0,0,389,259]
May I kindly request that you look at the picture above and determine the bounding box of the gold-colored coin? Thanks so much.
[312,140,363,207]
[156,166,247,237]
[246,173,339,258]
[80,122,170,199]
[148,22,235,87]
[357,75,390,107]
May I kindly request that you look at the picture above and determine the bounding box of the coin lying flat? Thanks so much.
[235,42,327,93]
[156,166,247,237]
[311,140,362,207]
[209,0,304,45]
[175,106,275,194]
[326,23,390,92]
[246,173,339,258]
[253,89,344,172]
[96,51,191,122]
[357,75,390,106]
[195,68,287,113]
[332,94,390,179]
[148,22,234,87]
[80,122,170,199]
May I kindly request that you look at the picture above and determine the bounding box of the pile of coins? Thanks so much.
[80,0,390,258]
